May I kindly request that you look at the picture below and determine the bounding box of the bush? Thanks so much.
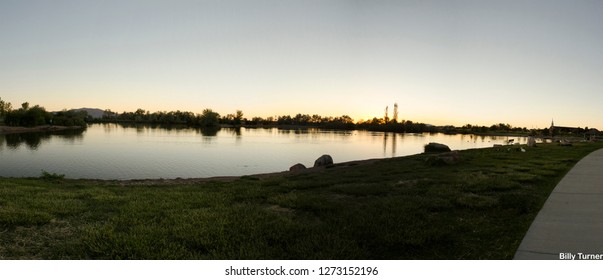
[40,170,65,180]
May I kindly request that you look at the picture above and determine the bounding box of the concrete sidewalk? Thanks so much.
[514,148,603,260]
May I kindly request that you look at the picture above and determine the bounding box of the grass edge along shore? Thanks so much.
[1,142,602,259]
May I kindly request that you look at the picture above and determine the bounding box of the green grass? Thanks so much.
[1,142,602,259]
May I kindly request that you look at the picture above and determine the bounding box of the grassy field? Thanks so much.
[1,142,602,259]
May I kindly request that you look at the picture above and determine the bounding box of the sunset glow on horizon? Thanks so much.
[2,0,603,129]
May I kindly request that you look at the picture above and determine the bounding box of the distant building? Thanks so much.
[549,119,585,136]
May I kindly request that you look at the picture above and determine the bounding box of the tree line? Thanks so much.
[99,108,223,127]
[97,109,443,133]
[0,97,553,135]
[0,98,88,127]
[114,111,584,136]
[99,109,360,130]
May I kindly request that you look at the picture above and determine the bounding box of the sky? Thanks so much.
[1,0,603,129]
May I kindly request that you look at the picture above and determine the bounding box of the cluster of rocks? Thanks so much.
[289,154,334,172]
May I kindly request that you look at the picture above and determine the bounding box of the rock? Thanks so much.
[314,154,334,167]
[527,136,536,147]
[289,163,307,172]
[424,142,451,153]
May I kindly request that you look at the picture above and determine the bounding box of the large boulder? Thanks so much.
[424,142,451,153]
[314,154,334,167]
[289,163,307,172]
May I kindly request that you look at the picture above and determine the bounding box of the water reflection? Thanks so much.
[462,134,489,143]
[103,122,224,137]
[224,127,242,137]
[382,132,399,157]
[102,123,119,133]
[0,124,533,179]
[197,126,221,137]
[383,133,388,156]
[0,128,86,151]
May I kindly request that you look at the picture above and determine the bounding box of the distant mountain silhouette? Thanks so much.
[68,108,105,119]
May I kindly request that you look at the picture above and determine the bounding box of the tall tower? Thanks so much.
[384,106,389,123]
[393,103,399,123]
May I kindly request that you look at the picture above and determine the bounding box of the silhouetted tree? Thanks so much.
[0,97,12,118]
[234,110,244,125]
[199,109,220,127]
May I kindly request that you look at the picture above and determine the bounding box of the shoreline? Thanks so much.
[0,125,84,135]
[51,158,384,186]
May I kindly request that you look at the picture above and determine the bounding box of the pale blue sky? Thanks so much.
[1,0,602,128]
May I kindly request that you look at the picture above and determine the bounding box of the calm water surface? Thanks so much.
[0,124,527,179]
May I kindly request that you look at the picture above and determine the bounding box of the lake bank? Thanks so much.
[1,142,602,259]
[0,125,84,135]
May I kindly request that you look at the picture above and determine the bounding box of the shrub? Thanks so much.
[40,170,66,180]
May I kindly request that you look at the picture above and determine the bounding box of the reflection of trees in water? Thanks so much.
[116,122,180,131]
[195,126,221,137]
[4,133,48,150]
[102,123,120,133]
[382,132,398,157]
[215,127,243,144]
[0,128,86,150]
[224,127,241,137]
[97,122,224,141]
[274,128,354,140]
[110,123,224,136]
[462,134,488,143]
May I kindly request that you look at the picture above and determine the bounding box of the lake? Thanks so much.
[0,123,528,179]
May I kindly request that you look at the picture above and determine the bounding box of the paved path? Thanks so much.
[514,148,603,260]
